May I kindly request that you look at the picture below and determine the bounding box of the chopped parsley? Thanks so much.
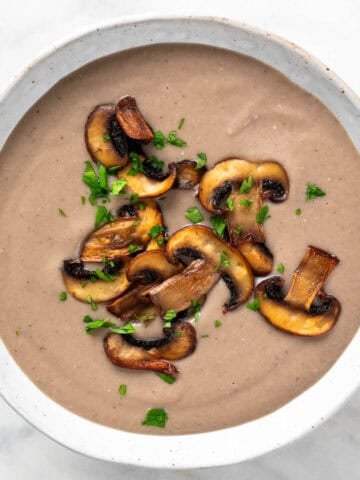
[196,152,207,169]
[59,291,67,301]
[128,243,141,254]
[167,130,187,147]
[109,323,136,335]
[84,317,116,333]
[215,320,222,328]
[239,199,253,207]
[156,372,176,384]
[142,408,168,428]
[129,193,139,204]
[93,269,115,282]
[95,206,114,228]
[164,309,177,328]
[185,206,204,224]
[58,208,67,217]
[215,251,230,271]
[111,178,127,195]
[235,225,243,235]
[277,263,285,274]
[239,176,253,194]
[86,295,98,312]
[137,201,146,211]
[156,237,165,246]
[148,224,164,239]
[191,300,201,322]
[82,161,110,204]
[200,334,209,339]
[103,133,110,142]
[153,130,167,149]
[81,195,86,205]
[306,183,326,200]
[148,156,165,170]
[295,208,302,216]
[118,384,127,396]
[128,152,144,176]
[226,197,234,212]
[107,165,122,175]
[178,117,185,129]
[246,298,261,311]
[256,205,271,224]
[210,215,227,238]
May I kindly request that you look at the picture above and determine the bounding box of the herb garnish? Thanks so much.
[167,130,187,147]
[103,134,110,142]
[185,206,204,224]
[93,269,116,282]
[239,176,253,194]
[152,129,187,149]
[235,225,243,234]
[111,178,127,195]
[295,208,302,216]
[58,208,67,217]
[128,243,141,254]
[246,298,261,311]
[130,193,139,204]
[191,300,201,322]
[142,408,168,428]
[215,251,230,271]
[306,183,326,200]
[81,195,86,205]
[178,117,185,130]
[210,215,227,238]
[59,291,67,301]
[215,320,222,328]
[83,316,135,334]
[82,161,109,204]
[95,205,114,228]
[128,152,144,176]
[196,152,207,169]
[156,372,176,384]
[118,384,127,396]
[239,199,253,207]
[153,131,167,149]
[148,156,165,170]
[226,197,234,212]
[277,263,285,274]
[110,324,136,334]
[256,205,271,224]
[164,309,177,328]
[148,224,164,239]
[86,295,98,312]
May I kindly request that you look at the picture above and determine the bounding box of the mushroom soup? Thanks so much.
[0,44,359,434]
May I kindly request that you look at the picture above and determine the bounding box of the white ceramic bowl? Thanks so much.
[1,16,360,469]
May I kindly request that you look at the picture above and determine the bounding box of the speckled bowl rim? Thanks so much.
[1,15,360,469]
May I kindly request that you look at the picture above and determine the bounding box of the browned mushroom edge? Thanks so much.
[126,250,182,284]
[115,95,154,142]
[103,321,197,374]
[175,160,206,189]
[85,104,128,168]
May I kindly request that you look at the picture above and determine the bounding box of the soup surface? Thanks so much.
[0,44,359,434]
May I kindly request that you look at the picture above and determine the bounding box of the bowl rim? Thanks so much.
[1,14,360,469]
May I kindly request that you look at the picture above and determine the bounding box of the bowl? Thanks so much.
[1,16,360,469]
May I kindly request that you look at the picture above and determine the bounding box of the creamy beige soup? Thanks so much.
[0,44,359,435]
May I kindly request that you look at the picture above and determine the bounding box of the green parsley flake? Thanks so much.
[240,199,253,207]
[130,193,139,204]
[178,117,185,129]
[156,238,165,246]
[142,408,168,428]
[235,225,243,234]
[118,384,127,396]
[156,372,176,384]
[277,263,285,274]
[111,178,127,195]
[153,131,167,150]
[95,206,114,228]
[82,160,110,204]
[58,208,67,217]
[148,156,165,170]
[59,291,67,301]
[215,320,222,328]
[128,152,144,176]
[84,318,116,334]
[148,224,164,239]
[295,208,302,216]
[215,251,230,271]
[107,165,122,175]
[256,205,271,224]
[239,176,253,194]
[200,334,209,338]
[196,152,207,169]
[109,323,136,335]
[137,201,146,211]
[226,197,234,212]
[191,300,201,322]
[86,295,98,312]
[81,196,86,205]
[185,206,204,224]
[164,309,177,328]
[128,243,141,254]
[167,130,187,148]
[246,298,261,311]
[103,133,110,142]
[93,269,115,282]
[210,215,227,238]
[306,183,326,201]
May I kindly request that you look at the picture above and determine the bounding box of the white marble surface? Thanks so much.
[1,0,360,478]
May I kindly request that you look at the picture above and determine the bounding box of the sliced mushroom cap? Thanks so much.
[107,285,153,319]
[255,277,341,336]
[175,160,206,189]
[238,242,273,277]
[254,246,341,336]
[85,104,128,168]
[147,258,220,313]
[115,96,154,142]
[198,158,289,213]
[116,162,177,199]
[62,260,130,303]
[103,321,197,374]
[80,200,164,262]
[126,250,182,284]
[166,225,254,311]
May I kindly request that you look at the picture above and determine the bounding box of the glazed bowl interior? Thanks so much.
[1,16,360,469]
